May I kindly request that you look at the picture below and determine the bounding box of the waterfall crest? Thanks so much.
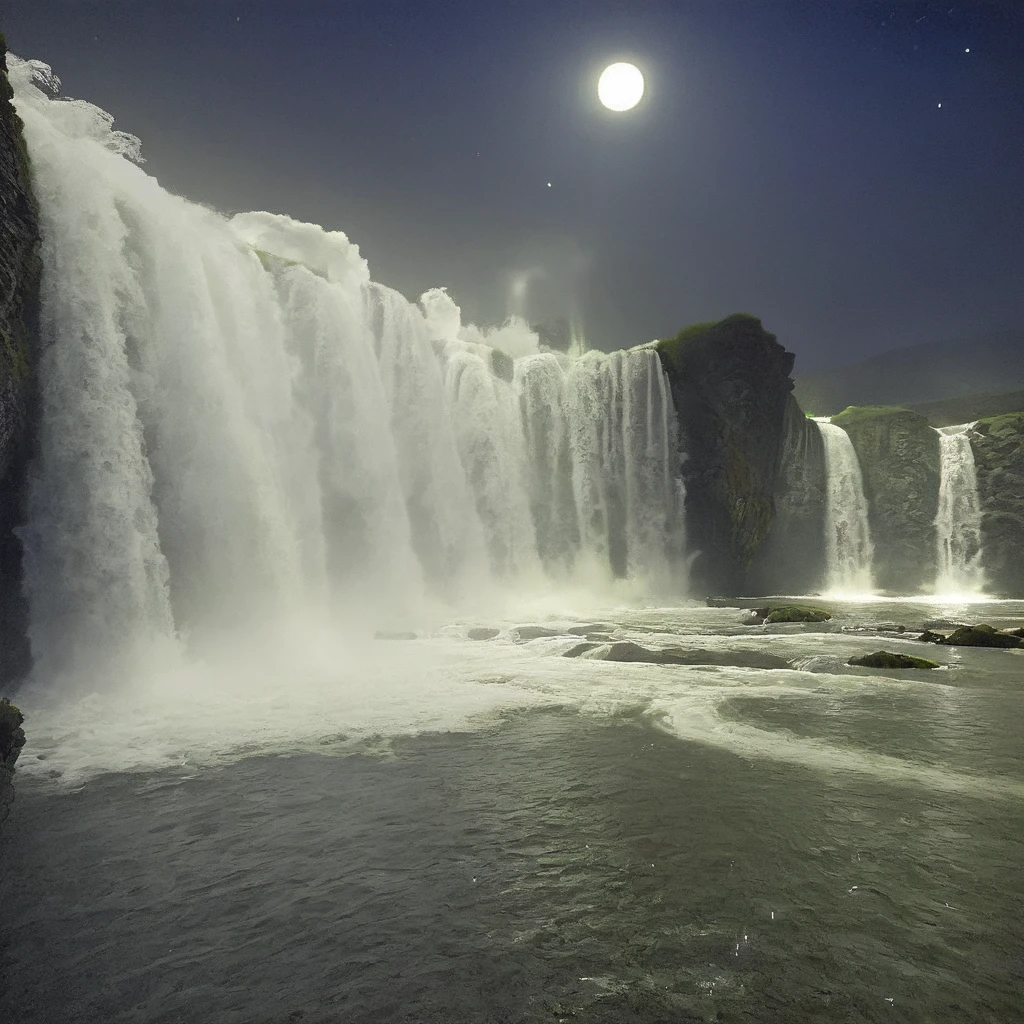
[933,424,986,595]
[10,58,686,680]
[814,420,875,595]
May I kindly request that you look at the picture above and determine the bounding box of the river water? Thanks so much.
[2,597,1022,1023]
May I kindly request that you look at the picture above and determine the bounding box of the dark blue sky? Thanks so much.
[7,0,1024,369]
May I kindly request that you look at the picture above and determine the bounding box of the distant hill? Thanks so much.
[908,388,1024,428]
[794,330,1024,415]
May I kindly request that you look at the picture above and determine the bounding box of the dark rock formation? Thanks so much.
[916,630,946,644]
[748,395,827,593]
[849,651,940,669]
[831,406,940,593]
[656,314,796,595]
[748,605,832,624]
[594,640,790,669]
[0,696,26,824]
[512,625,562,640]
[940,624,1022,649]
[0,37,40,684]
[971,412,1024,597]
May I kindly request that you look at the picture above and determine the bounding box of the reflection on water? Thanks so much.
[2,598,1023,1022]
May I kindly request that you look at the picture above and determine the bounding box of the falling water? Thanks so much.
[933,424,986,595]
[9,58,686,681]
[814,420,875,594]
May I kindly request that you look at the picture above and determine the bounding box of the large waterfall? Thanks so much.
[933,424,986,595]
[814,420,875,595]
[10,58,685,682]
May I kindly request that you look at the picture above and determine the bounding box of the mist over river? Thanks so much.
[3,598,1024,1023]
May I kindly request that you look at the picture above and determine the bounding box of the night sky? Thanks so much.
[6,1,1023,369]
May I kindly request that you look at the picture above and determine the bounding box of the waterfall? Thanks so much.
[814,420,875,595]
[9,58,686,680]
[933,424,986,595]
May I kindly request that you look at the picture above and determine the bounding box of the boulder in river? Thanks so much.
[940,625,1022,649]
[916,630,947,644]
[467,627,500,641]
[748,605,833,624]
[849,651,940,670]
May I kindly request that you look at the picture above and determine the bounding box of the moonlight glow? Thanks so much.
[598,62,644,112]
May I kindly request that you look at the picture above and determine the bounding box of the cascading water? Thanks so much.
[814,420,875,595]
[9,58,686,681]
[933,424,986,595]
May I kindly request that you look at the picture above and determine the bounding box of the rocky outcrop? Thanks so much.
[970,412,1024,597]
[656,314,796,595]
[0,696,25,824]
[849,651,939,669]
[940,624,1022,649]
[0,37,40,683]
[831,406,940,593]
[748,394,826,594]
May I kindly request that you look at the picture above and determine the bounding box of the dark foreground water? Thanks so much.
[2,600,1023,1022]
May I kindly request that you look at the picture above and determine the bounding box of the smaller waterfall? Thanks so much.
[933,424,986,595]
[815,420,875,594]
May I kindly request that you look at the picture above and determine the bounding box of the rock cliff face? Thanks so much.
[971,412,1024,597]
[831,406,940,593]
[748,395,826,594]
[0,37,39,684]
[656,314,796,595]
[0,696,25,825]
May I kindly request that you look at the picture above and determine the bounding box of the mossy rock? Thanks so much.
[756,605,833,623]
[849,651,940,669]
[940,625,1022,649]
[1007,628,1024,639]
[916,630,946,644]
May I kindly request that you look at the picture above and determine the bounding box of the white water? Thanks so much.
[10,58,685,684]
[814,420,875,595]
[933,424,986,595]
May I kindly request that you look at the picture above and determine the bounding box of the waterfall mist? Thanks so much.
[9,57,687,690]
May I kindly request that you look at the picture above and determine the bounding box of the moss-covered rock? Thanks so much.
[0,696,26,825]
[830,405,940,592]
[0,37,41,684]
[656,314,796,594]
[849,651,940,669]
[916,630,947,644]
[940,624,1022,649]
[970,412,1024,597]
[754,605,833,624]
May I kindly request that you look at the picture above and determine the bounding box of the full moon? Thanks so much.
[598,62,645,112]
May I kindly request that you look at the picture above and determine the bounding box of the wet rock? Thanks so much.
[940,625,1022,649]
[751,605,832,624]
[566,623,615,635]
[1,696,26,825]
[563,642,600,658]
[374,630,417,641]
[916,630,947,644]
[849,651,940,669]
[467,627,499,641]
[1006,628,1024,639]
[513,626,563,641]
[599,641,789,669]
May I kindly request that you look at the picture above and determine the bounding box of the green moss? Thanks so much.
[655,313,766,373]
[755,605,833,623]
[974,411,1024,435]
[940,625,1022,649]
[831,404,914,429]
[849,651,940,669]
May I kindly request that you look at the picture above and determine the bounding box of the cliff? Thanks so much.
[748,395,826,594]
[0,696,25,825]
[971,412,1024,597]
[656,314,795,595]
[0,37,39,684]
[831,406,940,593]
